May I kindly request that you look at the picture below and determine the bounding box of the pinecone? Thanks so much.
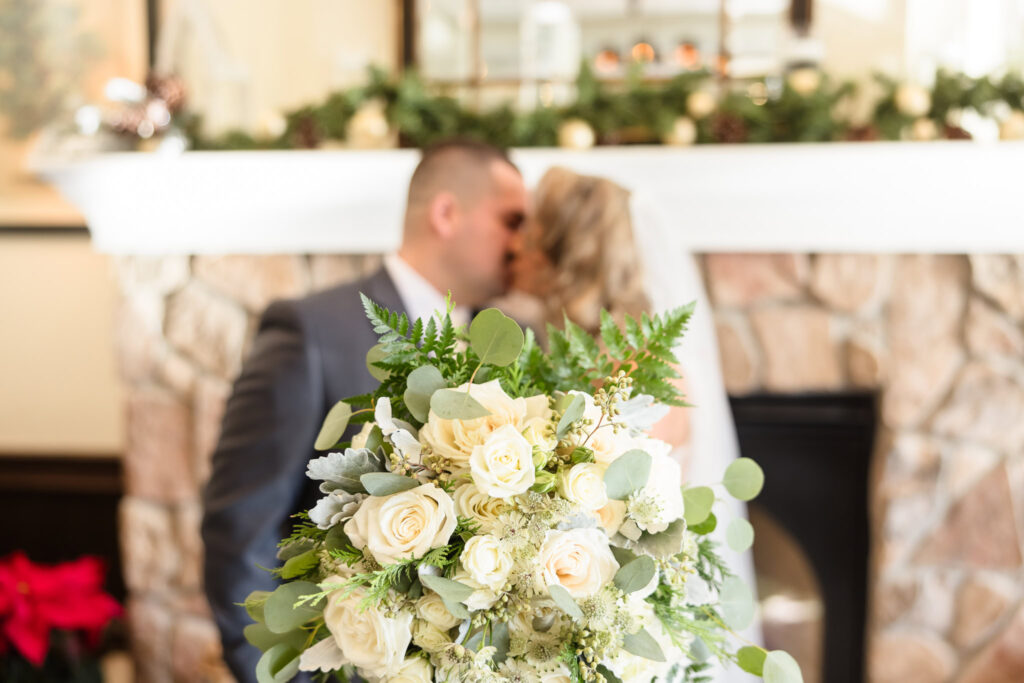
[146,73,187,113]
[943,124,972,140]
[710,112,748,143]
[845,124,880,142]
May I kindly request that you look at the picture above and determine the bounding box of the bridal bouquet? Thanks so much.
[244,297,801,683]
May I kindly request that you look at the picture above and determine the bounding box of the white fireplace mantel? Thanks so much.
[36,142,1024,255]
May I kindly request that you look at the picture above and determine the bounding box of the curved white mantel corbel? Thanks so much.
[35,142,1024,255]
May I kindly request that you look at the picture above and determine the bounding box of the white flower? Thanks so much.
[375,397,399,435]
[613,393,669,436]
[461,535,513,591]
[604,601,681,681]
[558,463,608,511]
[569,391,639,465]
[411,619,452,655]
[390,655,433,683]
[632,452,685,533]
[419,380,546,472]
[452,482,509,534]
[344,483,457,565]
[537,528,619,598]
[391,428,423,461]
[454,568,500,611]
[594,499,626,535]
[415,592,461,631]
[298,636,347,673]
[539,666,573,683]
[318,581,413,679]
[522,415,557,452]
[469,424,535,499]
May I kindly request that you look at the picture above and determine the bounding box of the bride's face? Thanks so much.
[509,215,555,297]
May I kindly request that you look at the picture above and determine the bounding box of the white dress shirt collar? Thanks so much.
[383,253,470,329]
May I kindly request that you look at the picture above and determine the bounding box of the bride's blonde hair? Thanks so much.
[533,167,652,333]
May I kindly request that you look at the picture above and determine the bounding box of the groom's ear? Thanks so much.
[428,192,460,239]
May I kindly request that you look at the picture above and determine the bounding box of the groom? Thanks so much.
[201,139,527,681]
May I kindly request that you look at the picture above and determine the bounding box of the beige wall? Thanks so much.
[0,234,123,455]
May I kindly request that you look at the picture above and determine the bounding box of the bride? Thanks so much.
[504,166,762,678]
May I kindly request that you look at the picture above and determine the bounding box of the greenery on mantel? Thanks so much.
[176,64,1024,151]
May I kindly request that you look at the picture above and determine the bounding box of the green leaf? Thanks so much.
[404,365,447,422]
[469,308,525,367]
[263,581,323,634]
[255,642,300,683]
[604,450,652,500]
[365,344,390,382]
[614,555,657,593]
[597,665,623,683]
[244,623,306,653]
[622,628,666,662]
[690,511,718,535]
[719,576,755,631]
[764,651,804,683]
[360,472,420,496]
[365,425,384,453]
[490,621,511,664]
[420,574,473,620]
[636,519,687,558]
[244,590,271,624]
[737,646,768,676]
[548,584,584,621]
[314,401,352,451]
[682,486,715,526]
[325,525,353,551]
[610,545,638,567]
[279,549,318,580]
[727,518,755,552]
[723,458,765,501]
[430,388,491,420]
[556,394,586,439]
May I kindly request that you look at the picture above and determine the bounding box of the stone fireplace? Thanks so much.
[38,146,1024,682]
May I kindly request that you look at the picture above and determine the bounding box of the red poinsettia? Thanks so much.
[0,552,121,666]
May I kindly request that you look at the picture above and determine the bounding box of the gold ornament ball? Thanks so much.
[663,116,697,146]
[895,83,931,118]
[999,110,1024,140]
[347,100,393,149]
[686,90,716,120]
[787,67,821,96]
[908,117,939,141]
[558,118,596,149]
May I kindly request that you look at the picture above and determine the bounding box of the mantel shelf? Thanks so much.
[35,141,1024,255]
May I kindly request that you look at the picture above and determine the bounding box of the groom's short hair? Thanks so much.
[406,138,518,210]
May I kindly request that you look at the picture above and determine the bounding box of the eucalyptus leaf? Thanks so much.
[365,425,384,453]
[597,665,623,683]
[556,394,586,439]
[491,621,511,664]
[613,555,657,594]
[689,637,711,663]
[255,642,300,683]
[604,450,652,500]
[263,581,323,634]
[548,584,584,621]
[727,518,755,552]
[314,402,352,451]
[690,511,718,535]
[365,344,390,382]
[360,472,420,496]
[719,576,755,631]
[420,574,473,620]
[430,388,491,420]
[610,545,638,567]
[764,650,804,683]
[469,308,525,367]
[622,628,666,662]
[244,590,271,624]
[405,365,447,422]
[682,486,715,526]
[636,519,687,558]
[325,525,353,551]
[279,549,318,580]
[244,623,306,653]
[737,646,768,676]
[723,458,765,501]
[276,539,314,563]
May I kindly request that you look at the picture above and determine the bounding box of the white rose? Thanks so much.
[558,463,608,511]
[344,483,457,565]
[390,656,433,683]
[411,619,452,655]
[469,424,535,498]
[454,569,500,611]
[595,500,626,535]
[415,592,461,630]
[540,668,573,683]
[321,581,413,679]
[537,528,619,598]
[452,482,508,534]
[419,380,529,471]
[461,535,513,591]
[635,452,685,533]
[522,416,557,452]
[350,422,374,449]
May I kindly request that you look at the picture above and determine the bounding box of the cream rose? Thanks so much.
[321,581,413,679]
[452,482,508,534]
[461,534,513,591]
[419,380,548,472]
[595,499,626,535]
[522,416,557,452]
[558,463,608,511]
[415,592,461,631]
[344,483,457,565]
[469,424,535,498]
[537,528,619,598]
[411,619,452,655]
[390,655,433,683]
[453,569,500,611]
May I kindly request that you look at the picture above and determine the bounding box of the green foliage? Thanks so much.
[694,536,732,586]
[603,449,652,500]
[722,458,765,501]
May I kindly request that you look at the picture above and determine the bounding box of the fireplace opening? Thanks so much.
[730,393,877,683]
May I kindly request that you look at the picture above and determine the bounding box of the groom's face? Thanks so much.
[457,161,526,300]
